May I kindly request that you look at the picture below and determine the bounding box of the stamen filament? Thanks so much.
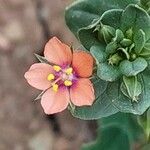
[53,77,61,84]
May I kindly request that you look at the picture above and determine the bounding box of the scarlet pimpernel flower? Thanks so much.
[24,37,95,114]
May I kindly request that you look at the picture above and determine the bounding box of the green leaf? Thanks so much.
[78,9,123,50]
[97,63,121,82]
[71,93,119,120]
[65,0,100,37]
[113,29,124,43]
[91,76,108,98]
[90,45,107,63]
[140,43,150,58]
[100,9,123,29]
[78,28,103,50]
[81,113,143,150]
[121,76,142,101]
[65,0,139,49]
[121,83,132,100]
[100,113,143,143]
[134,29,146,54]
[105,78,149,115]
[82,126,130,150]
[138,108,150,140]
[70,79,119,120]
[66,0,139,35]
[105,81,132,113]
[121,4,150,41]
[76,18,104,50]
[119,57,148,76]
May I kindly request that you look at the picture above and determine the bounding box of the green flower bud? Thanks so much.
[98,25,115,44]
[120,38,132,47]
[106,41,118,54]
[125,28,133,40]
[108,53,123,66]
[130,53,137,60]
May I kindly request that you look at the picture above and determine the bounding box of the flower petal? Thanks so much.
[44,37,72,66]
[41,87,69,114]
[72,51,94,78]
[70,78,95,106]
[24,63,53,90]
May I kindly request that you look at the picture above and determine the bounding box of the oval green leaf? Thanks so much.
[97,63,121,82]
[119,57,148,76]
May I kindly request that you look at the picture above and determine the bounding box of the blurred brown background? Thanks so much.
[0,0,95,149]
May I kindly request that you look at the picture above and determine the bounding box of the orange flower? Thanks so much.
[24,37,95,114]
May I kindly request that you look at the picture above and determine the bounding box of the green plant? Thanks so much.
[65,0,150,120]
[65,0,150,149]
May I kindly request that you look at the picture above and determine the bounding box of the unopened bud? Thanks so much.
[98,25,115,44]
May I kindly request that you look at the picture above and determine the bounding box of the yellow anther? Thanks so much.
[64,80,72,86]
[53,65,61,72]
[47,74,55,81]
[65,67,73,75]
[52,84,58,92]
